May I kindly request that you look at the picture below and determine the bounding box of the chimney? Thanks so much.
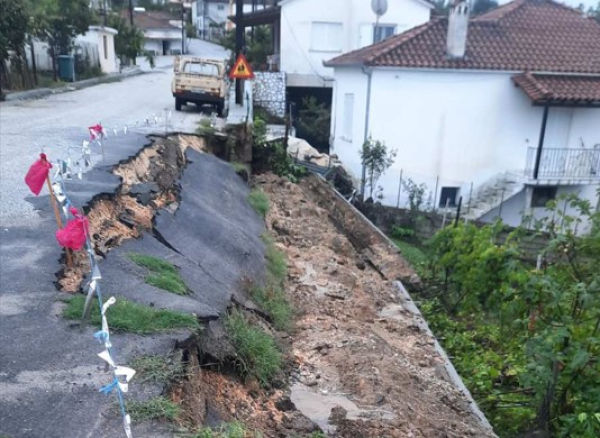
[446,0,470,59]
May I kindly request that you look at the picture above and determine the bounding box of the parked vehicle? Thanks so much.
[172,56,229,116]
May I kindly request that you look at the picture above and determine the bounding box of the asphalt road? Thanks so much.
[0,39,228,224]
[0,40,231,438]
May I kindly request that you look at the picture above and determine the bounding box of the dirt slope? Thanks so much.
[255,174,496,438]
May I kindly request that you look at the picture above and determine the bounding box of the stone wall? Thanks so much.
[253,72,286,118]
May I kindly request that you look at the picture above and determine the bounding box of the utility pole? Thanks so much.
[128,0,134,27]
[235,0,244,104]
[182,1,185,55]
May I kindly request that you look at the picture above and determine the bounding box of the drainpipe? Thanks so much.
[533,105,549,180]
[361,66,373,199]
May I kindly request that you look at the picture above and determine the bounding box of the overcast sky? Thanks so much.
[498,0,598,10]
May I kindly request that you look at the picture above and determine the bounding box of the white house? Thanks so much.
[278,0,433,88]
[128,9,186,55]
[325,0,600,230]
[192,0,267,38]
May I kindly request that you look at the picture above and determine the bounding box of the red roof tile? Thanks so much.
[512,73,600,105]
[325,0,600,74]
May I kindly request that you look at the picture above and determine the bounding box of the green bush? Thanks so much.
[225,310,282,386]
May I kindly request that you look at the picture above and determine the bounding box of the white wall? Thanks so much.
[482,184,600,233]
[330,66,600,220]
[279,0,431,81]
[77,27,119,74]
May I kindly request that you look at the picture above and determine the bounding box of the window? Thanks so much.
[531,186,557,208]
[439,187,459,208]
[311,22,343,52]
[217,4,225,10]
[103,35,108,60]
[373,24,396,43]
[182,62,220,76]
[343,93,354,141]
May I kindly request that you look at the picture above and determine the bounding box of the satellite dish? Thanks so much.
[371,0,388,17]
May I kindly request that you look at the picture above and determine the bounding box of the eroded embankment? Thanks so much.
[54,133,495,437]
[249,174,496,438]
[58,134,205,292]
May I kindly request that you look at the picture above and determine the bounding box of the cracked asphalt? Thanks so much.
[0,41,232,437]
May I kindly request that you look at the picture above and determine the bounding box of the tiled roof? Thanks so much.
[325,0,600,74]
[120,10,180,30]
[512,73,600,105]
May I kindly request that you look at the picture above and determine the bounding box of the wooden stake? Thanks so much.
[45,175,73,268]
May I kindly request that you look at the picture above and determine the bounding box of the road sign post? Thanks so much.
[229,53,255,107]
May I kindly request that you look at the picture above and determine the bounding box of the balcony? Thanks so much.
[525,147,600,182]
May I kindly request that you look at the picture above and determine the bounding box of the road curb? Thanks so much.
[2,67,144,102]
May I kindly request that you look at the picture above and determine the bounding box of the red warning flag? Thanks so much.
[25,153,53,196]
[88,124,104,140]
[56,207,89,250]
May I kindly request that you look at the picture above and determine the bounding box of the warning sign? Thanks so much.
[229,53,255,80]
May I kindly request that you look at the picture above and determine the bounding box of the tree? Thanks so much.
[219,25,273,69]
[360,138,397,200]
[588,2,600,23]
[34,0,92,81]
[295,96,331,153]
[0,0,29,91]
[108,15,143,66]
[472,0,499,15]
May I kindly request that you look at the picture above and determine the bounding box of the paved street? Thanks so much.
[0,40,228,438]
[0,39,228,223]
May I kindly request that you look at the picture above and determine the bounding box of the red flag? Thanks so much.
[88,124,104,140]
[24,153,52,196]
[56,207,89,250]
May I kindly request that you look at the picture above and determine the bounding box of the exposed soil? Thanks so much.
[257,174,495,437]
[57,135,206,292]
[174,173,495,438]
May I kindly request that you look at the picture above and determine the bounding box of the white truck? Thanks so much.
[172,56,229,116]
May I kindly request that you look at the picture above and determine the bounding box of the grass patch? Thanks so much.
[126,396,180,421]
[129,253,189,295]
[224,310,282,386]
[63,295,199,334]
[187,422,261,438]
[246,233,291,331]
[129,355,184,384]
[391,238,429,277]
[262,234,287,284]
[249,285,291,331]
[248,190,269,218]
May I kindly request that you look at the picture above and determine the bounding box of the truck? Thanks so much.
[172,56,229,116]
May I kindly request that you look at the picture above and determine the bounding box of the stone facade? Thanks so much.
[253,72,286,118]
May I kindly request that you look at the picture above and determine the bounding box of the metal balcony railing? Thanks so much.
[525,147,600,180]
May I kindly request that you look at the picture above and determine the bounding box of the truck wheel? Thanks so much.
[175,98,182,111]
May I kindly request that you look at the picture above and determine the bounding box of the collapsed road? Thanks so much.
[0,132,497,437]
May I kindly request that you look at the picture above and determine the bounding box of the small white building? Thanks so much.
[77,26,119,74]
[325,0,600,230]
[128,9,185,55]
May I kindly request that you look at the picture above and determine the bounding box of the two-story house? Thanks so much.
[325,0,600,231]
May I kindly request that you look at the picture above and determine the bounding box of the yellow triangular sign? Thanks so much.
[229,53,254,80]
